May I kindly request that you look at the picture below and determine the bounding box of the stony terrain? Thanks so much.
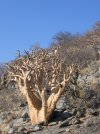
[0,61,100,134]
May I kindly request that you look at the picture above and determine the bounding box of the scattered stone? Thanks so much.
[94,71,100,77]
[66,128,70,132]
[0,117,2,124]
[87,98,98,108]
[59,119,69,128]
[84,118,93,127]
[93,117,100,125]
[85,88,95,100]
[18,127,28,134]
[31,124,43,132]
[83,116,100,127]
[76,110,84,118]
[86,108,99,116]
[22,111,29,121]
[71,109,77,115]
[62,110,72,119]
[75,124,80,128]
[57,129,66,133]
[20,102,27,107]
[56,96,67,111]
[48,122,57,126]
[13,118,23,126]
[69,117,81,125]
[8,128,14,134]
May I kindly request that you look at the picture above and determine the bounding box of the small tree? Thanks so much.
[6,47,73,125]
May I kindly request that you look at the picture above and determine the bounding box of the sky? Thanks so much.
[0,0,100,63]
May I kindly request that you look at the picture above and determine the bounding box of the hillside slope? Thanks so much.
[0,60,100,134]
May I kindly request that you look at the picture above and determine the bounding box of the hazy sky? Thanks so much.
[0,0,100,62]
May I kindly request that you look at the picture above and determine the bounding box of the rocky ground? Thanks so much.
[0,101,100,134]
[0,61,100,134]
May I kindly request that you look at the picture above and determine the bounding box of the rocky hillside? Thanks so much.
[0,63,4,76]
[0,60,100,134]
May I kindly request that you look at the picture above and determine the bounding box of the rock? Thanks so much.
[84,116,100,127]
[57,129,66,133]
[13,118,23,126]
[76,110,85,118]
[96,91,100,107]
[31,124,43,132]
[86,108,99,116]
[18,127,28,134]
[66,128,70,132]
[85,88,95,100]
[93,117,100,125]
[8,128,14,134]
[20,101,27,107]
[0,112,7,120]
[75,124,80,128]
[22,111,29,121]
[69,117,81,125]
[66,105,70,110]
[86,98,98,108]
[56,96,67,111]
[94,71,100,77]
[71,109,77,115]
[59,119,69,128]
[62,110,72,119]
[48,122,57,126]
[79,86,95,101]
[85,117,98,126]
[84,118,93,127]
[0,116,2,124]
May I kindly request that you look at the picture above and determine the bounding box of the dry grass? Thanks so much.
[0,87,25,112]
[80,67,92,75]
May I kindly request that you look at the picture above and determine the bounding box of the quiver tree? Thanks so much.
[6,47,73,125]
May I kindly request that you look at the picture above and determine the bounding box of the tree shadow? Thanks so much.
[49,110,72,123]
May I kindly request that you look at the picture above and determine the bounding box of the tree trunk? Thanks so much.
[25,84,65,124]
[46,85,65,122]
[26,89,47,124]
[27,96,47,124]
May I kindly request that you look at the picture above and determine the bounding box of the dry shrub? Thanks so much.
[0,86,25,112]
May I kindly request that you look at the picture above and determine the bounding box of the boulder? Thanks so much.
[22,111,29,121]
[18,127,28,134]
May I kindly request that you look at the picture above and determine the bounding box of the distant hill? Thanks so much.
[0,63,5,76]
